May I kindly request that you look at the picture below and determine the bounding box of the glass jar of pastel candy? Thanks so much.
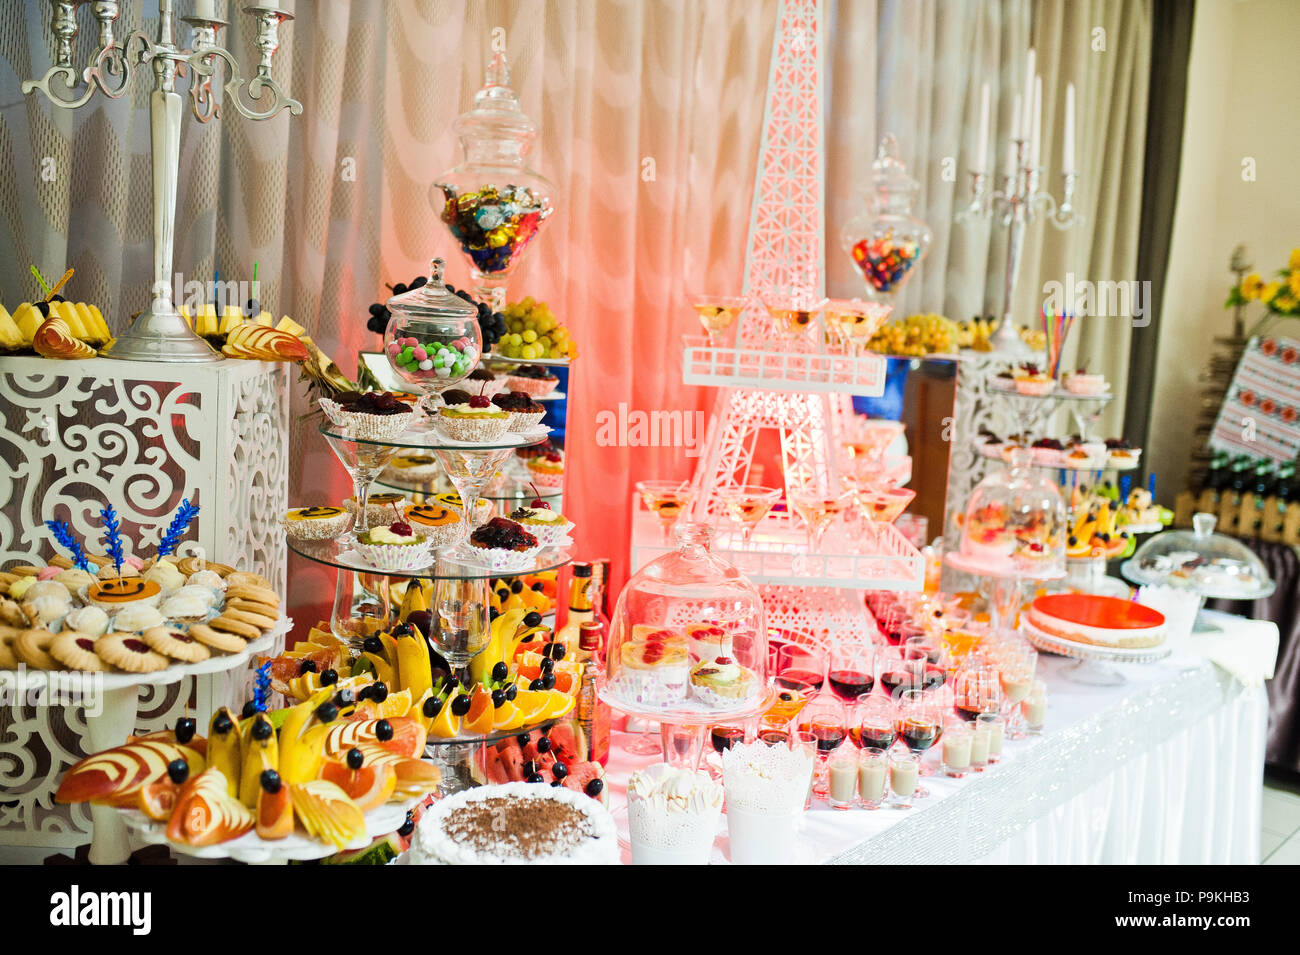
[384,258,483,412]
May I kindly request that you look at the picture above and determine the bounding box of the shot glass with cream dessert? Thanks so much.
[1021,678,1048,735]
[976,712,1004,764]
[857,747,889,809]
[941,719,972,778]
[827,750,858,810]
[889,751,919,808]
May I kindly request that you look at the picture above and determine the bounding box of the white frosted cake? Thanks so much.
[410,782,618,865]
[1027,593,1166,649]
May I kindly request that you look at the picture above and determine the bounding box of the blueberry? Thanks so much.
[320,668,339,686]
[551,762,568,780]
[504,683,517,702]
[315,702,339,724]
[259,769,282,794]
[371,683,389,703]
[299,659,318,675]
[547,643,566,662]
[541,673,556,691]
[346,747,364,770]
[333,688,356,707]
[491,688,506,708]
[584,778,604,798]
[510,580,523,594]
[362,636,383,655]
[375,719,394,742]
[397,811,415,838]
[450,694,472,717]
[522,760,538,776]
[529,679,544,691]
[536,735,552,754]
[213,710,234,735]
[540,657,555,674]
[167,758,189,785]
[489,607,500,621]
[551,780,563,787]
[251,716,273,741]
[491,661,509,683]
[241,700,259,718]
[526,773,545,784]
[391,623,413,637]
[516,733,532,747]
[423,696,442,718]
[523,611,542,628]
[174,717,196,744]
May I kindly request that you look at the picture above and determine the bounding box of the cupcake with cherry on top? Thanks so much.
[436,383,511,443]
[508,486,573,546]
[353,508,434,572]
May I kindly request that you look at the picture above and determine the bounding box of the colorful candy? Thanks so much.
[386,335,478,380]
[850,232,922,293]
[439,183,552,276]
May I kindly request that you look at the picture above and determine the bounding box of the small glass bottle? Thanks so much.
[555,561,595,648]
[576,621,610,766]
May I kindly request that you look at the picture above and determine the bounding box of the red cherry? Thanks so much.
[715,656,734,665]
[389,521,413,536]
[528,482,551,509]
[467,380,492,409]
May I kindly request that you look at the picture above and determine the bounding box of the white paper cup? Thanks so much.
[725,806,801,865]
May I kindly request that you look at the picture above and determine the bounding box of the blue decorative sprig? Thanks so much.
[253,661,272,713]
[99,504,125,577]
[44,519,93,572]
[157,499,200,557]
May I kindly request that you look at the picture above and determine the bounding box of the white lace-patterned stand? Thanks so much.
[0,357,291,853]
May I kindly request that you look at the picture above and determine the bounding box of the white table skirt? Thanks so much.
[606,615,1270,865]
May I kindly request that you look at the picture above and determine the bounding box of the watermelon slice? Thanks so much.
[320,832,404,866]
[561,761,608,806]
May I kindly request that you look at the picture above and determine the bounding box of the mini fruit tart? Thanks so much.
[344,492,411,528]
[526,450,565,488]
[467,517,542,572]
[353,519,434,572]
[282,505,353,540]
[508,501,573,546]
[403,503,467,549]
[503,364,560,397]
[435,385,511,443]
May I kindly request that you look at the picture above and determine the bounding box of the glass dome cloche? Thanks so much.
[840,134,933,303]
[953,448,1066,578]
[433,51,554,311]
[1122,512,1275,601]
[603,522,769,720]
[384,258,483,412]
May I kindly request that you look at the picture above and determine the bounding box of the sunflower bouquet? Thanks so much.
[1227,247,1300,336]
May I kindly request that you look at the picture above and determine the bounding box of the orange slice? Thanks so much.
[462,686,495,735]
[376,688,412,719]
[492,700,520,730]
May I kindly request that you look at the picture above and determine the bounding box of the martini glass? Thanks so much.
[788,488,855,553]
[433,447,516,546]
[636,480,695,546]
[761,292,827,341]
[718,485,782,546]
[824,298,891,354]
[691,296,746,347]
[321,427,399,538]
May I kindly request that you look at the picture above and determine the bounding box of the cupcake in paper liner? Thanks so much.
[319,392,415,442]
[344,492,411,529]
[503,364,560,397]
[492,391,547,433]
[687,656,759,709]
[352,525,435,572]
[435,402,511,443]
[507,506,574,546]
[526,453,564,488]
[403,503,469,549]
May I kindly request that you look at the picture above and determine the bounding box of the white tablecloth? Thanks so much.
[606,612,1271,865]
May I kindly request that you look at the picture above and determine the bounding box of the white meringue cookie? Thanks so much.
[62,605,109,637]
[111,604,166,633]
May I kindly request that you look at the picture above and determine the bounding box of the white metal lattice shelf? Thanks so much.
[682,336,887,397]
[630,498,923,591]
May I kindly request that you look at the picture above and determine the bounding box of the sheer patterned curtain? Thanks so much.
[1,0,1150,620]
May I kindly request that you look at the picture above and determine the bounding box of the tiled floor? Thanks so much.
[1263,772,1300,864]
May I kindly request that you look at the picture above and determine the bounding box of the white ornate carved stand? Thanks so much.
[0,357,290,853]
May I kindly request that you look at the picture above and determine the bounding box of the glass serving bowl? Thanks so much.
[383,258,483,416]
[1121,512,1275,601]
[604,522,768,721]
[433,52,554,310]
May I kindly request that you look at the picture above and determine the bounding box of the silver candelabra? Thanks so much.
[957,136,1082,356]
[23,0,303,363]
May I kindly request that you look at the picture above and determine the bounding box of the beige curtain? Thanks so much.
[1,0,1151,615]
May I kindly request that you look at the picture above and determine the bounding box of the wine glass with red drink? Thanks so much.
[775,643,826,695]
[798,697,847,798]
[850,694,898,751]
[828,643,875,702]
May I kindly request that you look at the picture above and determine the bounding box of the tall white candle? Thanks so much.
[1010,92,1022,143]
[975,82,990,173]
[1063,83,1077,173]
[1005,139,1018,180]
[1031,75,1042,167]
[194,0,216,18]
[1022,48,1036,140]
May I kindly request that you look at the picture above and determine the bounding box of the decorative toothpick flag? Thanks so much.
[157,499,200,557]
[99,504,125,577]
[44,519,93,572]
[253,661,272,713]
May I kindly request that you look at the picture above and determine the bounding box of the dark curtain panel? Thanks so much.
[1124,0,1196,449]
